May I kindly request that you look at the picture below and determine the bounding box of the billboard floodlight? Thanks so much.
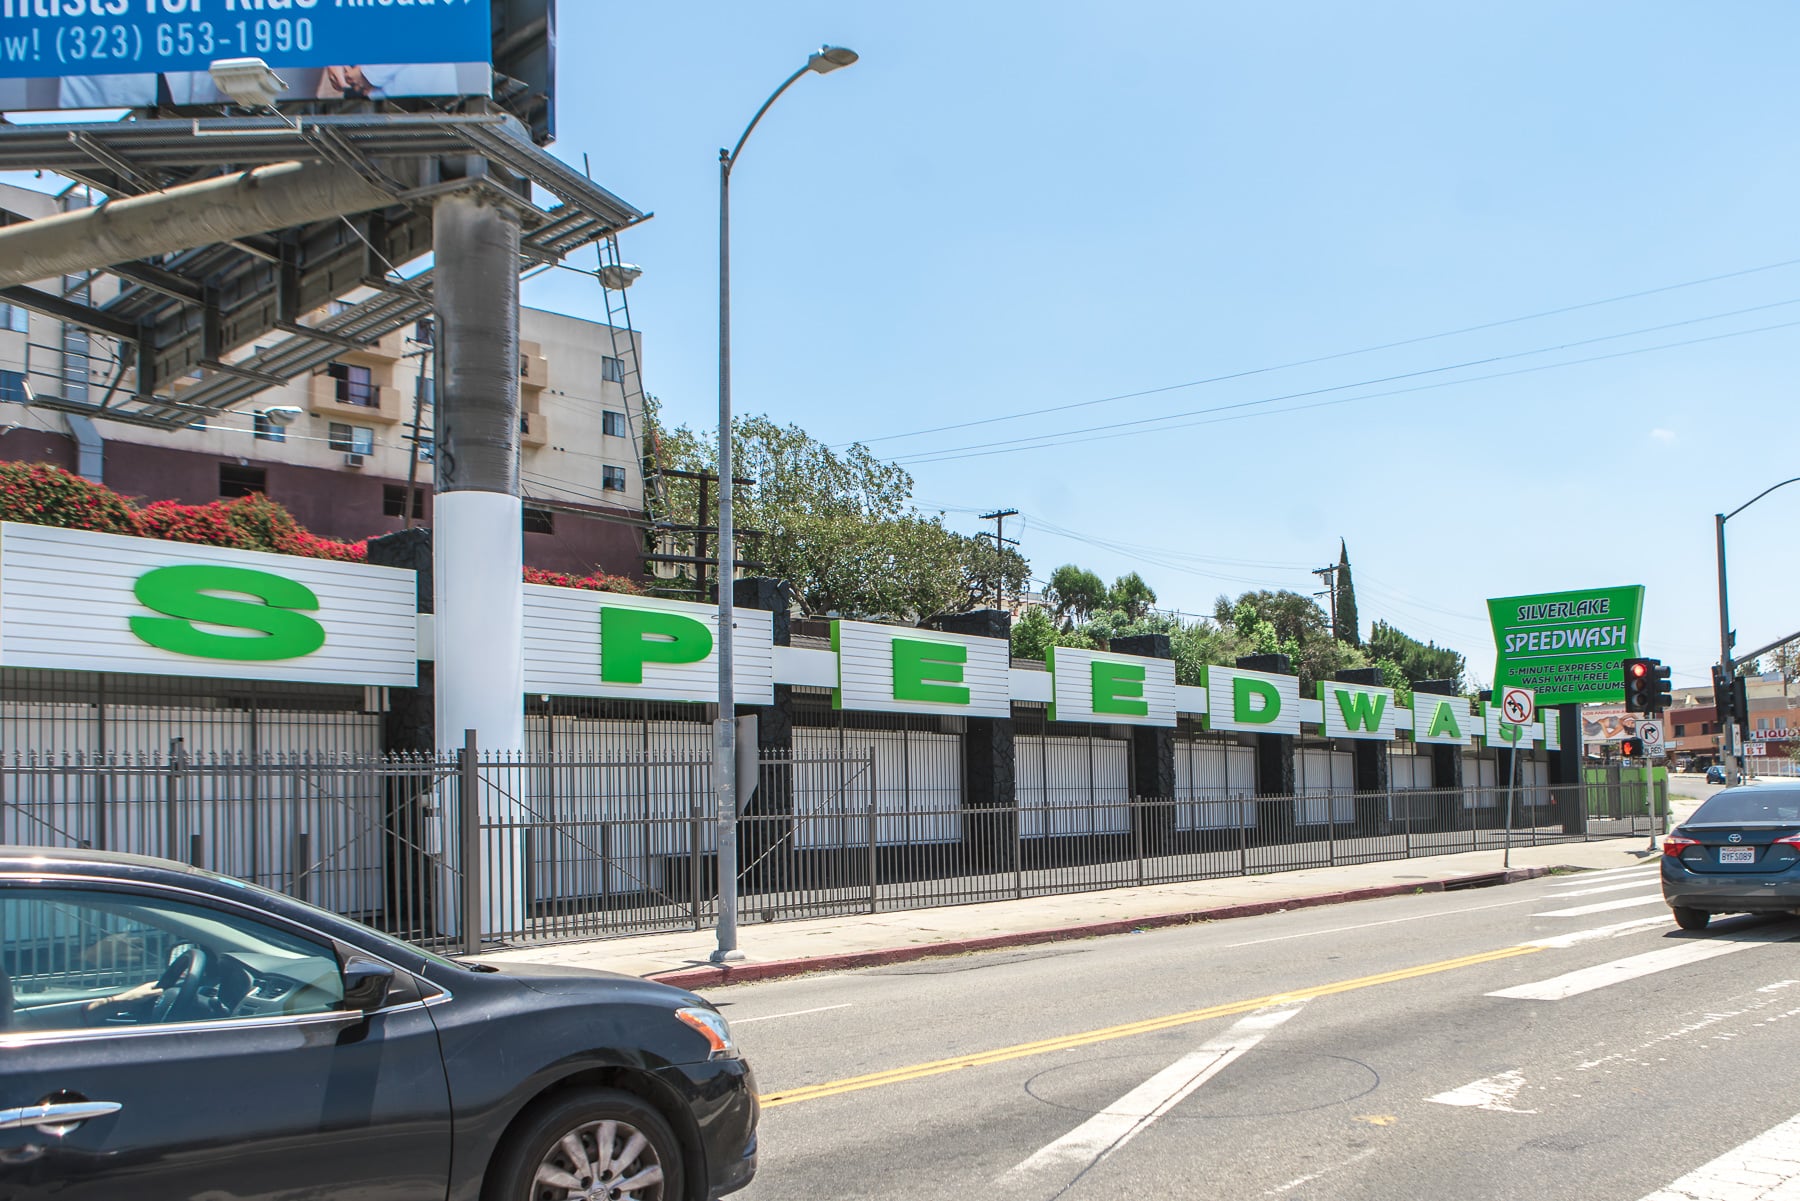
[209,59,289,110]
[599,262,643,291]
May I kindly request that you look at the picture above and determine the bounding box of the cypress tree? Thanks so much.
[1336,539,1361,646]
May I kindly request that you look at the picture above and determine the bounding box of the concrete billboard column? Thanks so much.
[1238,653,1297,841]
[1111,633,1176,855]
[920,609,1016,873]
[1550,701,1586,835]
[431,191,525,940]
[735,578,795,891]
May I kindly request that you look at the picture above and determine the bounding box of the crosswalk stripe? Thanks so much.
[1545,878,1664,899]
[1523,914,1672,949]
[1550,863,1658,886]
[1487,935,1790,1001]
[1637,1109,1800,1200]
[1534,894,1666,918]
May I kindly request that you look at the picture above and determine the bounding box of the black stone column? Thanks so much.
[921,609,1016,872]
[1112,633,1177,855]
[1334,666,1390,834]
[367,528,435,755]
[1548,701,1586,835]
[1238,653,1297,842]
[1414,679,1465,830]
[735,578,795,891]
[364,527,436,934]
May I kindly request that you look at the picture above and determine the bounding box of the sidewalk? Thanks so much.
[474,828,1674,990]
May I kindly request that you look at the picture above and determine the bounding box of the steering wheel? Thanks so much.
[150,944,210,1024]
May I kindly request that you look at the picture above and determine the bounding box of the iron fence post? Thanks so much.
[290,830,310,903]
[866,749,878,916]
[691,805,703,932]
[459,729,480,957]
[1327,795,1337,867]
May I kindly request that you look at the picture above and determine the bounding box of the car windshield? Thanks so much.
[1688,789,1800,825]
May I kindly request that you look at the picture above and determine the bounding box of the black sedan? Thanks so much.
[1662,783,1800,931]
[0,847,757,1200]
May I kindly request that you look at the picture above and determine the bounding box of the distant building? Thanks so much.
[0,181,651,579]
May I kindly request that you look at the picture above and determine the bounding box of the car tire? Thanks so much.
[487,1086,685,1201]
[1672,906,1711,932]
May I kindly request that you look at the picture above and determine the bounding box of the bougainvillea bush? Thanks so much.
[0,462,638,591]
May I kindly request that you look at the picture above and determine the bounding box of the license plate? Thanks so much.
[1719,847,1757,865]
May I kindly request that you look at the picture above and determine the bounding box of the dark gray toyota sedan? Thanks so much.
[0,847,757,1201]
[1662,784,1800,931]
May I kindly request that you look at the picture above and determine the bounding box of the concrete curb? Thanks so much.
[648,865,1554,991]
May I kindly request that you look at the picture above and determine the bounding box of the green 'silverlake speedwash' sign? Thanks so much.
[1488,585,1644,706]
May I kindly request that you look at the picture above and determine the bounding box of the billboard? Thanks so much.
[1488,585,1645,707]
[0,3,492,111]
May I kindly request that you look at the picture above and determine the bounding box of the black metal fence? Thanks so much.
[2,747,1664,953]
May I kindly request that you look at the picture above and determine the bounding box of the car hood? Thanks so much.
[482,958,707,1007]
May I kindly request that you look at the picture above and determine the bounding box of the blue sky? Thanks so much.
[517,1,1800,690]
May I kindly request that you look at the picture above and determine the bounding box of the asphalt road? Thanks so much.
[709,841,1800,1200]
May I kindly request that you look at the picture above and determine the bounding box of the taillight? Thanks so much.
[1663,834,1699,857]
[1776,833,1800,848]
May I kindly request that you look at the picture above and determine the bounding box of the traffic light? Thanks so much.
[1651,661,1673,712]
[1730,674,1749,733]
[1713,665,1750,731]
[1621,737,1646,758]
[1623,658,1656,713]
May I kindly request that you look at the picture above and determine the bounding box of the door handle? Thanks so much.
[0,1101,122,1135]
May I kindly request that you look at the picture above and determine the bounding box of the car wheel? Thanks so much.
[489,1087,685,1201]
[1673,906,1711,932]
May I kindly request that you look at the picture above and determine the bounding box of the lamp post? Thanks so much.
[1715,476,1800,785]
[713,44,859,963]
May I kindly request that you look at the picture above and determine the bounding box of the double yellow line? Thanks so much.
[759,943,1541,1109]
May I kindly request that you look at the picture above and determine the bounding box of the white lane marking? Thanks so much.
[1546,877,1663,899]
[1488,935,1792,1001]
[1550,863,1658,885]
[730,1003,851,1025]
[1524,915,1673,948]
[1218,896,1541,949]
[1003,1006,1303,1186]
[1427,1069,1537,1114]
[1264,1146,1380,1195]
[1534,894,1667,918]
[1636,1110,1800,1200]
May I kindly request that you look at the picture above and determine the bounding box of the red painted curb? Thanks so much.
[647,865,1554,992]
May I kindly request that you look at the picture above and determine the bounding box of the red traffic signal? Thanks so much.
[1622,658,1659,712]
[1620,737,1645,757]
[1628,661,1649,679]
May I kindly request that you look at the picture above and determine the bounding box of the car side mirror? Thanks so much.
[340,958,394,1014]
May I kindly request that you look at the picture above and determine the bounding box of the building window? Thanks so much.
[602,465,628,492]
[382,484,425,519]
[0,303,28,333]
[413,318,434,346]
[602,356,624,383]
[328,362,377,408]
[328,422,374,455]
[602,410,628,438]
[0,369,27,403]
[253,411,286,442]
[1674,724,1685,738]
[1758,718,1770,732]
[522,506,556,535]
[219,463,266,498]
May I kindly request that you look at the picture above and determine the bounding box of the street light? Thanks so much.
[1714,476,1800,785]
[713,45,859,963]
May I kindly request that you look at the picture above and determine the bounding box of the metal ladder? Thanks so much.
[595,235,671,533]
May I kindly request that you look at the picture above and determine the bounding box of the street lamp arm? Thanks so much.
[1724,476,1800,522]
[723,65,811,173]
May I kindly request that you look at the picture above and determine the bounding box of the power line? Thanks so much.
[895,311,1800,466]
[847,253,1800,447]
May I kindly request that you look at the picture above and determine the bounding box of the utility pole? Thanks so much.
[979,508,1020,609]
[1311,563,1338,639]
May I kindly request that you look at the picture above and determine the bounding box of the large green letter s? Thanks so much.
[130,565,327,661]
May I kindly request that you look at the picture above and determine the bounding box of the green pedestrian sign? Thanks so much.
[1488,585,1645,706]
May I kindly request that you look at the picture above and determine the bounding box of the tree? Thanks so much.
[1046,565,1108,627]
[649,408,1022,620]
[1774,640,1800,700]
[1367,620,1466,690]
[1335,539,1361,645]
[1107,572,1157,620]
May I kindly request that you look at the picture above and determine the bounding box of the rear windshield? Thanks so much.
[1690,789,1800,824]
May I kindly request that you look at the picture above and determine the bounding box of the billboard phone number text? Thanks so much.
[44,19,312,67]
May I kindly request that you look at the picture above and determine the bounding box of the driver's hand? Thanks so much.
[84,980,163,1021]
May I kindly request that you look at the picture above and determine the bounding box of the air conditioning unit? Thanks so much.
[343,452,366,469]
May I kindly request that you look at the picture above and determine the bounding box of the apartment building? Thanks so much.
[0,181,651,579]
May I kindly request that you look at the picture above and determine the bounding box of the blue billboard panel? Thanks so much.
[0,1,492,110]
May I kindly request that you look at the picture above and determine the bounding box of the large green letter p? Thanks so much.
[601,606,715,684]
